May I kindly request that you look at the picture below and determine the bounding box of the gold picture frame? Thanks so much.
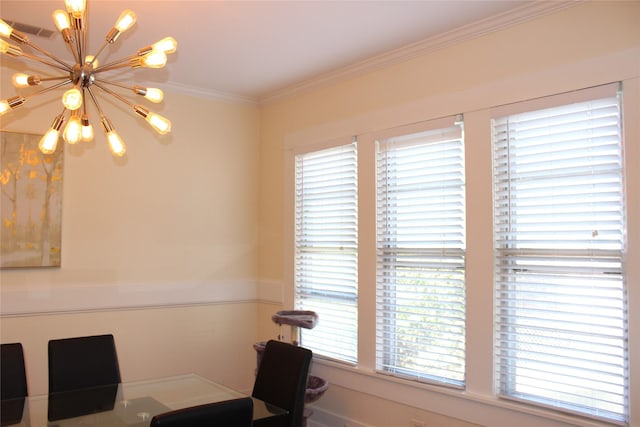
[1,130,64,268]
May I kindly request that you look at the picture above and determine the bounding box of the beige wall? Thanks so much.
[258,2,640,427]
[1,69,262,394]
[0,86,261,290]
[0,303,258,395]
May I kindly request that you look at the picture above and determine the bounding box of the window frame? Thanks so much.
[490,83,629,424]
[292,139,359,364]
[374,116,467,388]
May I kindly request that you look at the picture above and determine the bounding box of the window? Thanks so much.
[294,142,358,363]
[492,84,628,423]
[376,118,466,386]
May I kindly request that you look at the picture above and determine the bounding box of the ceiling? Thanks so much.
[1,1,567,103]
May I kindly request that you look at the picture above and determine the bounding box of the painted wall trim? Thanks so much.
[0,280,258,317]
[306,408,369,427]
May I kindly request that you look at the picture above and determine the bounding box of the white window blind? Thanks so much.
[492,86,628,424]
[294,142,358,364]
[376,120,466,387]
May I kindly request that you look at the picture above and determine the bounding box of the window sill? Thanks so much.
[311,357,622,427]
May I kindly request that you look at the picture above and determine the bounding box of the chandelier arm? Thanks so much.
[24,40,74,71]
[81,20,89,63]
[2,28,72,70]
[62,27,81,65]
[81,25,87,63]
[88,41,110,67]
[87,86,128,157]
[66,41,81,65]
[92,82,170,136]
[92,81,134,108]
[72,15,86,66]
[95,79,163,104]
[93,55,137,73]
[19,51,74,73]
[27,79,74,99]
[40,76,70,82]
[73,29,82,65]
[95,79,128,89]
[0,79,72,114]
[81,90,90,114]
[18,75,70,86]
[86,86,106,118]
[82,3,91,63]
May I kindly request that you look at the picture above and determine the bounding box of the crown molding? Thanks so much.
[163,81,259,105]
[259,1,581,105]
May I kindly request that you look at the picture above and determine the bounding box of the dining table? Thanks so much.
[0,374,286,427]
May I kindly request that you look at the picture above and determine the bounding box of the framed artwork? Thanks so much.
[1,130,64,268]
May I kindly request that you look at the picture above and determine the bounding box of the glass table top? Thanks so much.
[1,374,285,427]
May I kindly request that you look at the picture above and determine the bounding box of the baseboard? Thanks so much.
[306,405,371,427]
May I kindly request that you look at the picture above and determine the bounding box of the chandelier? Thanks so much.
[0,0,177,157]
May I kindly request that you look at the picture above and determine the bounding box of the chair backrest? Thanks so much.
[150,397,253,427]
[48,334,121,393]
[251,340,312,427]
[1,342,28,400]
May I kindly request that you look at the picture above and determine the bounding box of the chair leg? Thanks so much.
[303,408,313,427]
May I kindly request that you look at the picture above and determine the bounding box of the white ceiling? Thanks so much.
[1,0,568,103]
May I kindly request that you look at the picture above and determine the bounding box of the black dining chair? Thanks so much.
[1,342,28,400]
[48,334,121,393]
[251,339,312,427]
[1,342,29,427]
[150,397,253,427]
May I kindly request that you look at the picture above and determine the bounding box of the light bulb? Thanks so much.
[39,114,65,154]
[137,37,178,57]
[62,87,82,110]
[152,37,177,54]
[0,39,22,56]
[81,114,93,141]
[52,10,72,42]
[63,115,82,144]
[0,18,13,38]
[0,19,26,44]
[0,96,26,116]
[134,86,163,103]
[0,100,10,116]
[144,88,164,103]
[139,51,167,69]
[115,9,136,32]
[134,106,171,135]
[81,123,94,141]
[39,129,60,154]
[12,73,40,88]
[64,0,86,18]
[106,9,136,43]
[12,73,30,88]
[101,117,126,157]
[52,10,70,31]
[146,113,171,135]
[107,131,126,157]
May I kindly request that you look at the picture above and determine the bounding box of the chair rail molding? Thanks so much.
[0,279,258,317]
